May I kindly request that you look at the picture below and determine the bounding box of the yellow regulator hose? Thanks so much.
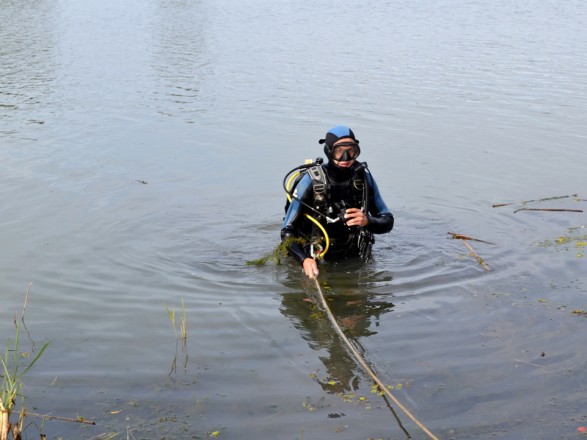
[286,171,330,257]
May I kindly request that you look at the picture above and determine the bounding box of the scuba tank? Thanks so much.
[283,157,331,258]
[283,157,323,214]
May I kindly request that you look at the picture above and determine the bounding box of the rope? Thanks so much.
[311,275,439,440]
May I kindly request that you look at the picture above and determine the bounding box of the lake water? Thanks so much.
[1,0,586,438]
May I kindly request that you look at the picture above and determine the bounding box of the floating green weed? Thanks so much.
[246,237,308,266]
[537,225,587,257]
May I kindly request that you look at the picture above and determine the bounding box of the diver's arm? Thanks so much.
[366,212,394,234]
[280,231,309,264]
[280,175,313,265]
[280,232,318,277]
[364,173,394,234]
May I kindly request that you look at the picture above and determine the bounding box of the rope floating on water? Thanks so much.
[311,276,439,440]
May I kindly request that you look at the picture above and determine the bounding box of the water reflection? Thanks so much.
[279,261,395,394]
[0,0,58,136]
[150,0,213,122]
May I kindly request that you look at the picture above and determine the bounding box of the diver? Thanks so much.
[281,125,394,278]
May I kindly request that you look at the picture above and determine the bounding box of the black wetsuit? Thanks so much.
[281,161,394,265]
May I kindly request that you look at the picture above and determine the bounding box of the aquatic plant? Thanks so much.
[165,298,187,340]
[537,225,587,257]
[165,299,188,374]
[1,285,49,440]
[246,237,308,266]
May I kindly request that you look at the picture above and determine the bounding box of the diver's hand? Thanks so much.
[344,208,368,227]
[302,258,319,278]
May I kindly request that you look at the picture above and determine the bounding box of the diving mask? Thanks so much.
[331,142,360,161]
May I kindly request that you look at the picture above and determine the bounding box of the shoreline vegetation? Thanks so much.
[1,285,95,440]
[1,284,49,440]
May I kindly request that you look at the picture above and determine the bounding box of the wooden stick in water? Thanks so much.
[448,232,495,245]
[513,208,583,214]
[492,194,577,208]
[462,240,490,271]
[448,232,492,269]
[17,410,96,425]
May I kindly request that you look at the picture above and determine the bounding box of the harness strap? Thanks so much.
[307,165,327,207]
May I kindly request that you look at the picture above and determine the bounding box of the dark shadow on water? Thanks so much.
[279,257,396,394]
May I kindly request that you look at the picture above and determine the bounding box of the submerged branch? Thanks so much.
[448,232,491,270]
[513,208,583,214]
[492,194,577,208]
[448,232,495,245]
[18,410,96,425]
[462,240,490,271]
[513,359,547,369]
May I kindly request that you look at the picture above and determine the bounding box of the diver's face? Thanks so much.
[332,138,360,168]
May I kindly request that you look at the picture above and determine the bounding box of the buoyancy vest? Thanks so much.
[284,162,374,259]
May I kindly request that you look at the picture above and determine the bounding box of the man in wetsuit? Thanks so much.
[281,125,394,278]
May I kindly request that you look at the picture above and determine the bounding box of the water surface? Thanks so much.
[1,0,586,438]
